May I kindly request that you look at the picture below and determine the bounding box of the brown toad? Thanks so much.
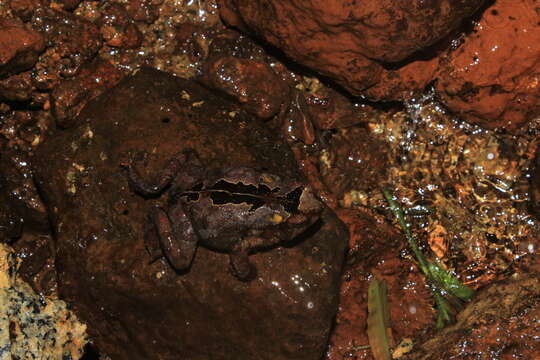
[122,150,323,280]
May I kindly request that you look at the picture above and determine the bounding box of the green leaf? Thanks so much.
[434,292,455,329]
[367,278,392,360]
[427,262,475,301]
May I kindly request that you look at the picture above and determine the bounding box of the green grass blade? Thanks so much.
[382,188,475,328]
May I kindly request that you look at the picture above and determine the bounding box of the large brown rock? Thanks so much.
[218,0,485,93]
[34,68,347,359]
[219,0,540,132]
[370,0,540,132]
[434,0,540,131]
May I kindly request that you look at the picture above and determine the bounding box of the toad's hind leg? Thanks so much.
[144,217,165,263]
[149,204,198,271]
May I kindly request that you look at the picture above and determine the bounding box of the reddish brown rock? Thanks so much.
[56,0,82,11]
[435,0,540,131]
[0,19,45,77]
[0,72,33,102]
[30,8,102,82]
[200,56,289,119]
[125,0,159,24]
[9,0,48,21]
[34,68,347,360]
[361,0,540,131]
[405,273,540,360]
[219,0,539,131]
[50,59,124,128]
[218,0,485,93]
[197,29,295,120]
[99,2,143,49]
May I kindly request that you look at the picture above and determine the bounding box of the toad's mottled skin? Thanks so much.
[122,150,323,280]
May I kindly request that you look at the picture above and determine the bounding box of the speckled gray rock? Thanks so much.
[0,244,88,359]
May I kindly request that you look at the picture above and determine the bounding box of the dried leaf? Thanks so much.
[392,338,414,359]
[367,278,392,360]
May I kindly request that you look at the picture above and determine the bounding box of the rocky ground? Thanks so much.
[0,0,539,359]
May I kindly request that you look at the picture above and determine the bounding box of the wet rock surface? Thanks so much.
[219,0,540,132]
[0,150,48,233]
[319,126,390,203]
[33,68,347,360]
[434,0,540,131]
[0,71,33,102]
[200,55,289,119]
[405,273,540,359]
[30,7,102,85]
[8,0,48,22]
[302,87,378,131]
[197,29,296,120]
[99,2,143,49]
[0,18,45,77]
[50,59,124,128]
[10,231,57,296]
[325,209,435,360]
[218,0,485,93]
[0,1,538,358]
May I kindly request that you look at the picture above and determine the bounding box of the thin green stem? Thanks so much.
[382,188,474,328]
[382,188,430,274]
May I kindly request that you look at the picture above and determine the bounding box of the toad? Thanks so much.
[122,149,323,280]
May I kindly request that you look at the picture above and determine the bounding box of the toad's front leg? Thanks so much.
[229,235,282,281]
[149,202,198,271]
[121,151,192,197]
